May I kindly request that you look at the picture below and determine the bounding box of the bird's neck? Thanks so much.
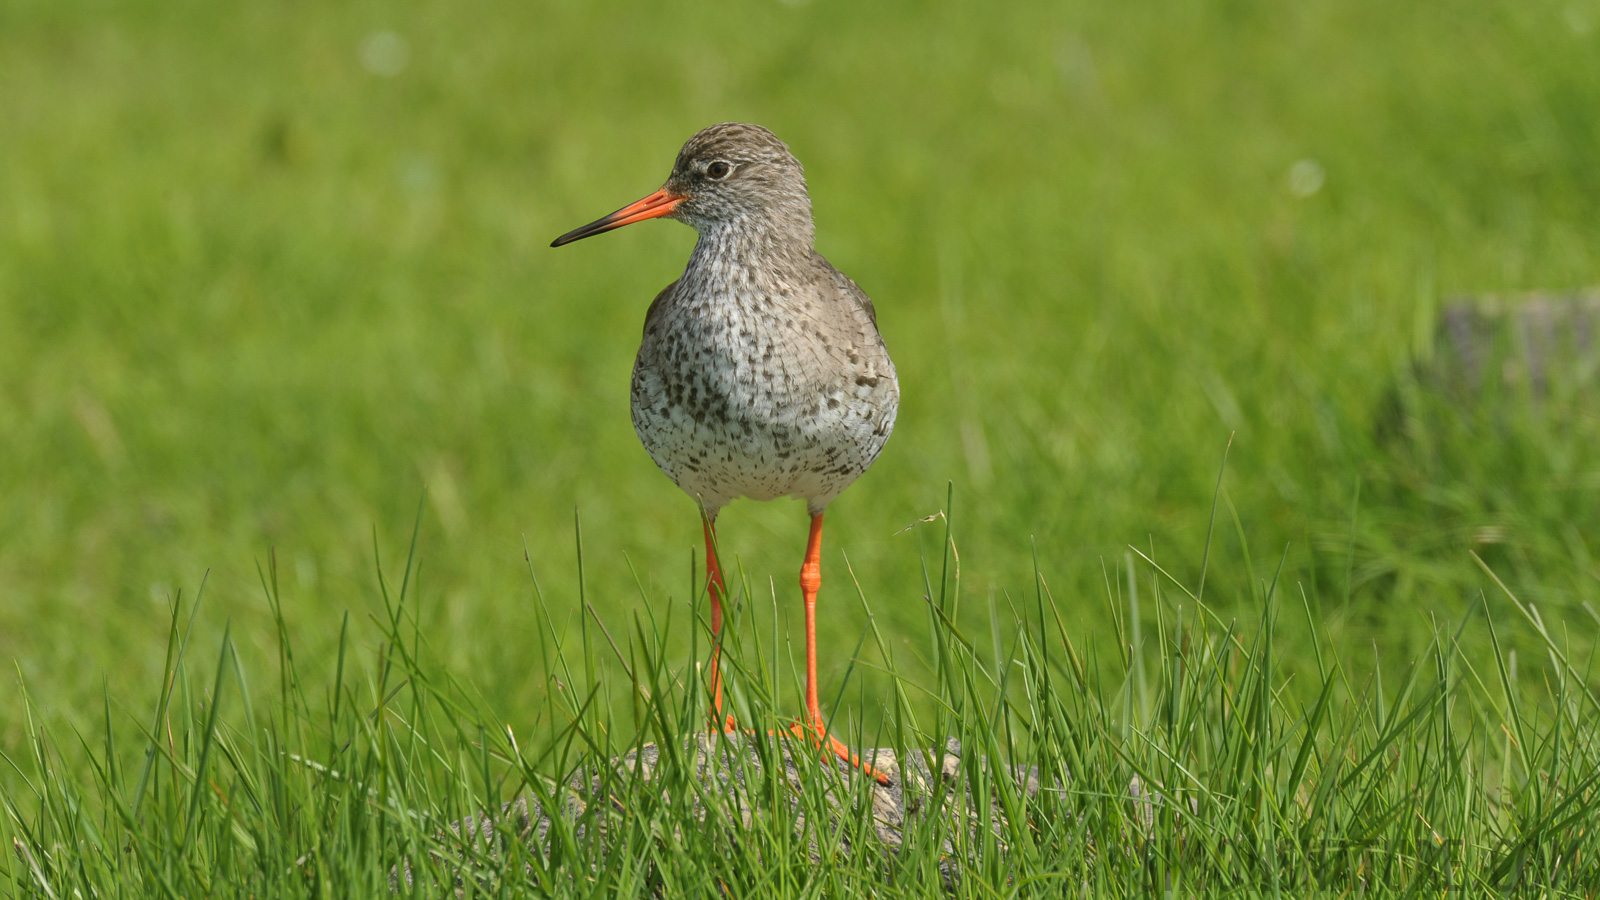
[684,215,816,292]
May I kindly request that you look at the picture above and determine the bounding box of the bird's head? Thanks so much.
[551,122,813,248]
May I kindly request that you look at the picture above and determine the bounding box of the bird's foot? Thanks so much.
[788,719,893,786]
[704,713,891,786]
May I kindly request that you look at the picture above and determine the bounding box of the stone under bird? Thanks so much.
[551,122,898,783]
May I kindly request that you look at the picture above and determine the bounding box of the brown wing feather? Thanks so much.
[840,273,879,329]
[813,251,879,329]
[641,279,681,337]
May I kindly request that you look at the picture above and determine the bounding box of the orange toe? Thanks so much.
[788,720,893,786]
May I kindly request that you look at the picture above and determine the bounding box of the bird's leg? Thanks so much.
[702,514,736,733]
[790,512,892,786]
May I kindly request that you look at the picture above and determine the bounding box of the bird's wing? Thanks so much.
[840,272,880,328]
[815,253,879,329]
[641,279,681,337]
[792,259,894,387]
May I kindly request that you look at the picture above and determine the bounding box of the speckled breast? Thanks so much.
[629,288,897,515]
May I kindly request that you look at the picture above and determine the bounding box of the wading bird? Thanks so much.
[551,123,898,783]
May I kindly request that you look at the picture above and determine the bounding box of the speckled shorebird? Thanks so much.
[551,123,898,783]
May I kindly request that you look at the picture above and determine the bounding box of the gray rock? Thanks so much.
[1423,291,1600,399]
[391,734,1048,895]
[1373,290,1598,445]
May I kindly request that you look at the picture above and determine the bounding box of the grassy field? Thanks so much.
[7,519,1600,895]
[3,0,1600,892]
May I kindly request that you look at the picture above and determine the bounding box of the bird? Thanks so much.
[551,123,898,784]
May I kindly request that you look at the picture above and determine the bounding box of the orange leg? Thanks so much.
[702,515,736,732]
[789,512,892,786]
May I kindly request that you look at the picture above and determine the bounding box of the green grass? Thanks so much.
[4,0,1600,892]
[5,506,1599,895]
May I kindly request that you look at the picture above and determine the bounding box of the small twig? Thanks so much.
[895,510,946,535]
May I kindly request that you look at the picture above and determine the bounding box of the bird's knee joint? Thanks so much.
[799,564,821,596]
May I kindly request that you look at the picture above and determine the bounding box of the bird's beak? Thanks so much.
[550,188,683,247]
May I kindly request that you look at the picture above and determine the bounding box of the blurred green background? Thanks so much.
[3,0,1598,741]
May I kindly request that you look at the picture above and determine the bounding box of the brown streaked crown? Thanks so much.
[663,123,812,233]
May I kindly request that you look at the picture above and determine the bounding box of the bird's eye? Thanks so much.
[706,161,732,180]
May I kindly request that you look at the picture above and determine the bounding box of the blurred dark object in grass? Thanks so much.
[1378,291,1599,444]
[1429,291,1600,400]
